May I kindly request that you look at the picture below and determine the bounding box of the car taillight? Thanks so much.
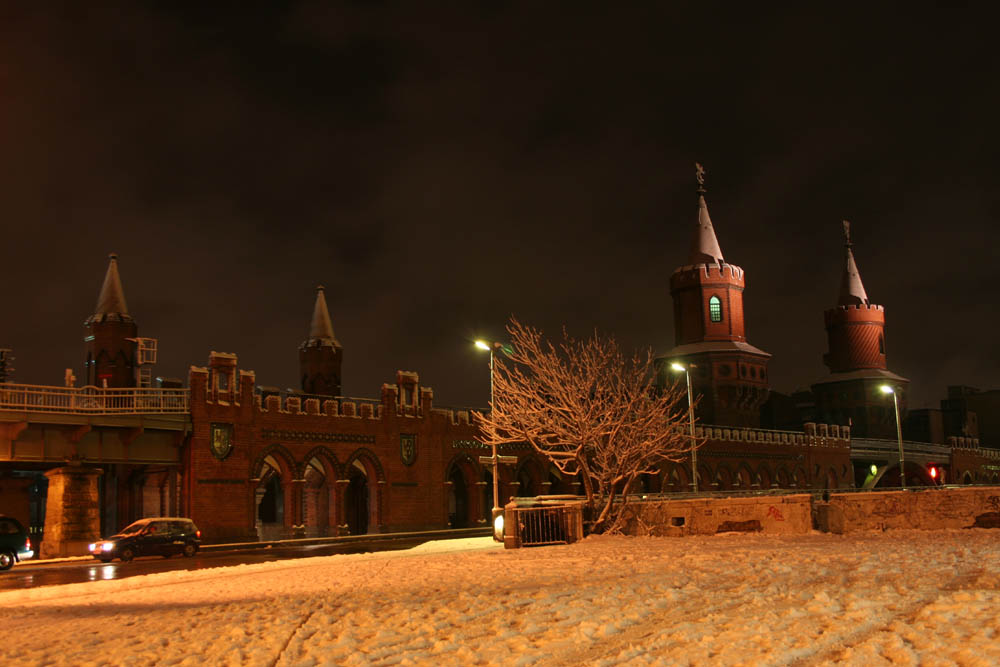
[26,538,31,550]
[196,530,201,539]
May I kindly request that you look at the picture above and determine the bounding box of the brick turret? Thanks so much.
[659,165,770,427]
[84,253,137,387]
[812,222,908,437]
[299,286,343,396]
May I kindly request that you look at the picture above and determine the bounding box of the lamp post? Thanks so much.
[670,362,698,493]
[880,384,906,490]
[475,339,517,541]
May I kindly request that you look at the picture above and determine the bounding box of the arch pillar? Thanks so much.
[334,478,350,536]
[41,466,103,558]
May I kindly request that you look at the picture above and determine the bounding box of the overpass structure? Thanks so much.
[0,383,191,557]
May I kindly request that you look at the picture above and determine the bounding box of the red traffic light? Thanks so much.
[929,466,938,479]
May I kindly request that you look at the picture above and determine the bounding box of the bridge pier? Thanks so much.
[40,465,103,558]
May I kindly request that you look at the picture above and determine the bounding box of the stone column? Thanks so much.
[41,465,103,558]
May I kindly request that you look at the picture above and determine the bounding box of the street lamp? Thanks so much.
[475,339,516,541]
[670,362,698,493]
[880,384,906,490]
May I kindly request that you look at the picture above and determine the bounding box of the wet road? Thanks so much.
[0,537,433,591]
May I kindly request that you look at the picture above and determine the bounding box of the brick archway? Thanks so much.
[299,446,343,537]
[343,448,386,534]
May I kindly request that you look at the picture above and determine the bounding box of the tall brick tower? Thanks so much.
[812,221,908,438]
[299,285,343,396]
[660,165,771,427]
[84,253,137,388]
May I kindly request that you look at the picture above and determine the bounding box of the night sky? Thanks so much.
[2,3,998,411]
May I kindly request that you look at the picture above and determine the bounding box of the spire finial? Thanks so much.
[842,220,852,247]
[695,162,706,195]
[687,162,724,264]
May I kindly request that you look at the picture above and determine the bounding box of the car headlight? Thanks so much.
[89,543,96,551]
[102,543,113,552]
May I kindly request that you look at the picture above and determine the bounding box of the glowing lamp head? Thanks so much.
[870,464,878,476]
[670,362,686,373]
[474,340,491,351]
[879,385,894,395]
[929,466,938,479]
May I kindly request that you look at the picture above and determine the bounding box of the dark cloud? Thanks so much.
[2,3,999,412]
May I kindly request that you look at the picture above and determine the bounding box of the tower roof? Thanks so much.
[688,163,724,264]
[87,253,133,324]
[689,194,725,264]
[305,285,340,346]
[838,221,869,306]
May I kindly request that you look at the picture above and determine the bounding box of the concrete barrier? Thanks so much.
[817,486,1000,534]
[620,494,813,537]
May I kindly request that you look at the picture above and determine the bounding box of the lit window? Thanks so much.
[709,296,722,322]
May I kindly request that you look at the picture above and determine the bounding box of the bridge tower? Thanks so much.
[84,253,137,388]
[811,222,909,437]
[299,285,343,396]
[659,165,771,427]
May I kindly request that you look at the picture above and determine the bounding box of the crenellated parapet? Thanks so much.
[671,261,745,285]
[697,422,851,449]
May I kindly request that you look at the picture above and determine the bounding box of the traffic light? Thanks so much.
[927,465,940,484]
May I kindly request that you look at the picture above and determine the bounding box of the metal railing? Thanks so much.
[0,382,190,415]
[505,500,585,548]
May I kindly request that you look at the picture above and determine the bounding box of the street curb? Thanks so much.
[16,526,492,566]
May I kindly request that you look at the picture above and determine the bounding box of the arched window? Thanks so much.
[878,335,885,354]
[709,295,722,322]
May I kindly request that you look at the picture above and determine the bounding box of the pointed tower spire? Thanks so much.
[84,253,138,387]
[299,285,343,396]
[95,253,131,319]
[307,285,339,345]
[86,253,133,324]
[838,221,869,306]
[688,163,725,264]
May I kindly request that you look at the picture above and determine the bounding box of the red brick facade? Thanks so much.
[185,353,551,542]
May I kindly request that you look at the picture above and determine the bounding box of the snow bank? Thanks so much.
[1,530,999,665]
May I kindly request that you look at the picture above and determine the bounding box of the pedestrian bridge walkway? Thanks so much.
[0,382,189,415]
[0,382,189,465]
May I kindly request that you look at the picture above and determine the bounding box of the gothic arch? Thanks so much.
[446,452,480,528]
[757,463,773,489]
[252,444,297,482]
[774,466,791,489]
[343,447,386,534]
[514,457,545,497]
[792,465,807,488]
[344,447,386,482]
[734,463,754,489]
[298,446,343,538]
[252,445,297,540]
[714,464,734,491]
[298,445,343,480]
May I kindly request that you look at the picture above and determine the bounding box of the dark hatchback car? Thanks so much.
[89,517,201,562]
[0,516,34,570]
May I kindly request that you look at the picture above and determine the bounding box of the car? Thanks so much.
[89,517,201,563]
[0,516,34,571]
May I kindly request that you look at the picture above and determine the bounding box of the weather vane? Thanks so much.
[842,220,852,246]
[695,162,706,193]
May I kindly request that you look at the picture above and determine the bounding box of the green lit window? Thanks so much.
[709,296,722,322]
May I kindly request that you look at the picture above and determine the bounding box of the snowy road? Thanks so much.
[1,530,998,665]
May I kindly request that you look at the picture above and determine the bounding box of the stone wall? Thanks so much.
[817,486,1000,533]
[619,494,813,536]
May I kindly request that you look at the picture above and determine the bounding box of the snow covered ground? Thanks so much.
[1,529,999,666]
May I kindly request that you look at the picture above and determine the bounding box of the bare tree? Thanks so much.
[475,318,698,533]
